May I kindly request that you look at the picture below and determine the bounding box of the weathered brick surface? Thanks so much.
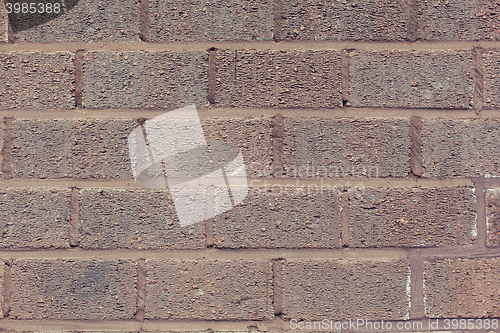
[82,51,208,109]
[281,0,406,41]
[215,50,342,108]
[484,50,500,109]
[0,189,70,249]
[424,258,500,318]
[12,119,136,179]
[283,259,410,320]
[486,189,500,247]
[0,261,4,318]
[0,121,3,176]
[349,50,473,109]
[284,118,410,178]
[9,259,137,319]
[149,0,273,42]
[213,187,341,249]
[0,1,7,43]
[79,189,205,249]
[146,259,273,320]
[421,119,500,178]
[0,52,75,109]
[350,187,476,248]
[15,0,140,42]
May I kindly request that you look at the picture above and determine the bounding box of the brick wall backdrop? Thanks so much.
[0,0,500,333]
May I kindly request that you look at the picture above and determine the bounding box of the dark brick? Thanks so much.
[421,119,500,177]
[424,258,500,318]
[282,0,407,41]
[146,259,273,320]
[9,259,137,319]
[283,118,409,178]
[79,189,205,249]
[484,50,500,109]
[486,189,500,247]
[215,50,342,108]
[349,50,473,109]
[0,189,70,249]
[350,187,476,248]
[0,52,75,109]
[16,0,140,42]
[149,0,273,42]
[213,187,341,249]
[12,119,136,179]
[82,51,208,109]
[283,259,410,320]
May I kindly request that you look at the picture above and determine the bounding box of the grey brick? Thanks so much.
[486,189,500,247]
[484,50,500,109]
[149,0,273,42]
[9,259,137,319]
[82,51,208,109]
[146,259,273,320]
[0,52,75,109]
[350,187,476,248]
[0,2,7,43]
[349,50,473,109]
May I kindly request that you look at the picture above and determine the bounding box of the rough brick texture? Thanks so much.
[284,118,409,178]
[484,50,500,109]
[424,258,500,318]
[349,50,473,109]
[0,189,70,249]
[0,52,75,109]
[79,189,205,249]
[149,0,273,42]
[12,119,136,179]
[146,259,273,320]
[421,119,500,178]
[283,259,410,320]
[9,259,137,319]
[0,2,7,43]
[215,50,342,108]
[486,189,500,247]
[213,187,341,249]
[281,0,407,41]
[82,51,208,109]
[350,187,476,248]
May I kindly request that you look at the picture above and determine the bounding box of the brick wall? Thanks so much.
[0,0,500,333]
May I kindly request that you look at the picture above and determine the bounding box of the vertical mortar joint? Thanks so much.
[74,49,85,109]
[406,0,418,42]
[139,0,150,41]
[207,48,217,107]
[135,258,146,321]
[1,117,14,179]
[410,116,423,177]
[473,46,484,114]
[271,258,284,317]
[273,0,284,42]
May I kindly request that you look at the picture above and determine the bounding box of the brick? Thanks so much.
[283,259,410,320]
[82,51,208,109]
[486,189,500,247]
[9,259,137,319]
[146,259,273,320]
[0,189,70,249]
[424,258,500,318]
[283,118,410,178]
[0,121,3,177]
[213,187,341,249]
[12,119,136,179]
[149,0,273,42]
[421,119,500,177]
[281,0,406,41]
[484,50,500,109]
[79,189,205,249]
[350,187,476,248]
[215,50,342,108]
[0,1,7,43]
[0,52,75,109]
[15,0,140,42]
[349,50,473,109]
[0,261,3,318]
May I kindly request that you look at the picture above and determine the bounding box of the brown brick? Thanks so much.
[146,259,273,320]
[15,0,140,42]
[79,189,205,249]
[12,119,136,179]
[484,50,500,109]
[149,0,273,42]
[486,189,500,247]
[9,259,137,319]
[82,51,208,109]
[421,119,500,177]
[424,258,500,318]
[284,118,410,178]
[0,261,4,318]
[350,187,476,248]
[282,0,407,41]
[0,52,75,109]
[283,259,410,320]
[0,2,7,43]
[349,50,473,109]
[215,50,342,108]
[213,187,341,249]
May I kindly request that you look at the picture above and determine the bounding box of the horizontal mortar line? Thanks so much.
[0,248,408,260]
[409,245,500,260]
[0,179,139,189]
